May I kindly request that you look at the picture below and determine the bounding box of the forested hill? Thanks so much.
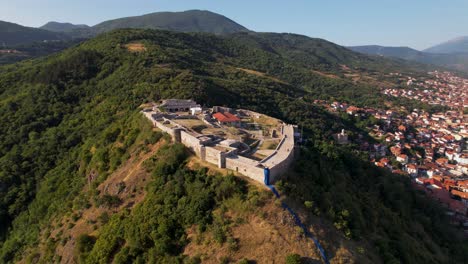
[40,21,90,33]
[226,33,434,73]
[0,29,465,263]
[0,10,250,65]
[89,10,249,36]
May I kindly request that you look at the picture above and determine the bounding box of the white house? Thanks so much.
[190,106,203,115]
[397,154,408,164]
[405,164,418,177]
[454,153,468,165]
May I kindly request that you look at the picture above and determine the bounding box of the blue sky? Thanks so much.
[1,0,467,50]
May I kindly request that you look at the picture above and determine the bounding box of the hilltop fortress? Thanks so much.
[142,99,299,184]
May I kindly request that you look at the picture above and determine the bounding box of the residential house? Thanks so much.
[397,154,408,164]
[212,112,241,127]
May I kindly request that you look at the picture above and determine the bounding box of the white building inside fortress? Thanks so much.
[142,100,299,185]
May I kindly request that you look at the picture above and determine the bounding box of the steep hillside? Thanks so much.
[229,33,432,74]
[424,36,468,54]
[27,135,373,263]
[0,20,68,46]
[90,10,249,35]
[0,29,465,263]
[40,22,90,33]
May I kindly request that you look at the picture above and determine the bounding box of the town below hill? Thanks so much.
[314,70,468,235]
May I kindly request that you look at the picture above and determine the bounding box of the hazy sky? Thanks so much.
[1,0,467,50]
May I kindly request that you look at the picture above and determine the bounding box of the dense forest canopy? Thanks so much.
[0,29,465,263]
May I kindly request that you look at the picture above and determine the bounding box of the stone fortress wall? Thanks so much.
[203,146,221,164]
[142,109,297,184]
[180,130,203,156]
[260,124,296,181]
[224,155,265,183]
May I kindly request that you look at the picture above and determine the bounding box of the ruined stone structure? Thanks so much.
[142,107,298,185]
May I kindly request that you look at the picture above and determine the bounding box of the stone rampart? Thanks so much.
[225,156,265,183]
[154,121,176,138]
[260,125,296,182]
[143,110,297,185]
[205,146,222,165]
[268,148,295,182]
[180,130,202,156]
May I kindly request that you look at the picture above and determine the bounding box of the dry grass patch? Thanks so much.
[174,119,206,129]
[237,67,266,77]
[125,43,147,52]
[260,139,280,150]
[253,114,281,128]
[312,70,341,79]
[183,199,323,263]
[43,141,165,263]
[236,67,288,84]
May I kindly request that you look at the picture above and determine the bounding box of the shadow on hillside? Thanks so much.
[301,257,322,264]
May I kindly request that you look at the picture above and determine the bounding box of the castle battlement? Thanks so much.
[142,102,298,185]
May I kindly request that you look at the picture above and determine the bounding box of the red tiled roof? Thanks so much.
[458,180,468,187]
[346,106,361,113]
[451,190,468,200]
[213,112,240,122]
[421,178,444,189]
[443,135,455,141]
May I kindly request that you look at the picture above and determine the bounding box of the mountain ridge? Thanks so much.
[424,36,468,54]
[0,20,68,46]
[348,45,423,57]
[349,44,468,73]
[39,21,90,32]
[88,9,249,36]
[0,10,251,64]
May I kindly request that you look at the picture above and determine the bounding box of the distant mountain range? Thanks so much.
[0,10,250,64]
[40,21,89,33]
[0,20,68,46]
[349,44,468,73]
[1,9,468,74]
[349,45,423,58]
[1,10,248,46]
[424,36,468,54]
[36,10,248,39]
[89,10,249,35]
